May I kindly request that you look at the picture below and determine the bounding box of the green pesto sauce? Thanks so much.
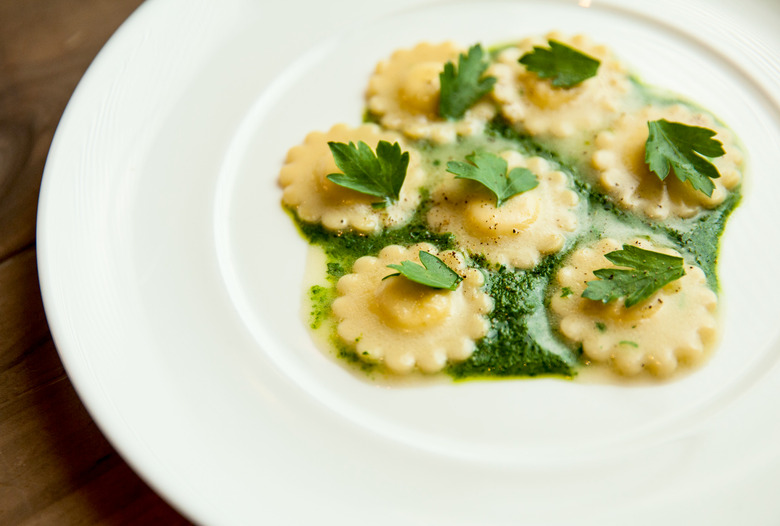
[290,85,742,381]
[307,285,334,330]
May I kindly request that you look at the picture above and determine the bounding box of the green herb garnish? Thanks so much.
[645,119,724,197]
[446,151,538,207]
[560,286,573,298]
[326,140,409,208]
[439,44,496,120]
[582,244,686,308]
[385,251,462,291]
[518,39,600,88]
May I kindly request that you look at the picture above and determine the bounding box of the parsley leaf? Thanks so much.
[446,151,538,207]
[582,244,686,308]
[385,251,463,291]
[439,44,497,120]
[518,39,600,88]
[326,140,409,208]
[645,119,725,197]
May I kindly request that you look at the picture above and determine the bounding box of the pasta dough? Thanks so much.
[366,42,496,144]
[331,243,492,373]
[592,104,744,219]
[427,152,579,268]
[489,32,631,137]
[279,123,425,232]
[550,238,719,377]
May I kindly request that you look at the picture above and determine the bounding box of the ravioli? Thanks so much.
[427,152,579,269]
[279,123,425,232]
[550,238,719,376]
[366,42,496,144]
[592,104,744,220]
[331,244,492,374]
[489,31,631,138]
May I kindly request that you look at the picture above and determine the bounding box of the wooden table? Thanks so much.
[0,1,191,523]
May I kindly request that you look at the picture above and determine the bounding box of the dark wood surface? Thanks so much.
[0,1,192,524]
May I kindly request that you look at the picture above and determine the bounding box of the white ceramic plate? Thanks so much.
[38,0,780,524]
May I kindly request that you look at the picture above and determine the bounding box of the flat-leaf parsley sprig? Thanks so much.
[446,151,539,207]
[582,244,686,308]
[385,251,463,291]
[326,140,409,209]
[645,119,725,197]
[519,39,600,88]
[439,44,497,120]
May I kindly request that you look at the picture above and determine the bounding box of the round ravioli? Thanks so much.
[278,123,424,232]
[366,42,496,144]
[549,238,719,377]
[331,243,492,374]
[489,32,631,138]
[427,152,579,269]
[591,104,744,220]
